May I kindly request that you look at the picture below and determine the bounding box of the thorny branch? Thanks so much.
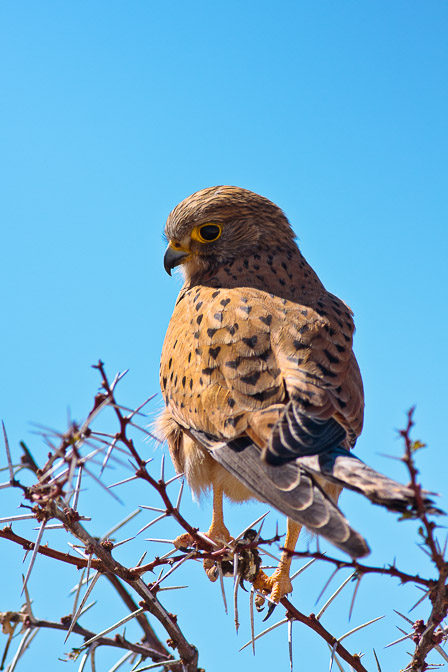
[0,366,446,672]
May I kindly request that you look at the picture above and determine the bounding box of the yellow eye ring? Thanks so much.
[191,223,222,243]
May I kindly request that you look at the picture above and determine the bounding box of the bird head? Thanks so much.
[163,186,296,278]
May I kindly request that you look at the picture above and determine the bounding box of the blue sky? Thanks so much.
[1,2,447,670]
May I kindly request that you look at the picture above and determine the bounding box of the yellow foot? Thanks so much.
[253,567,293,604]
[172,524,233,583]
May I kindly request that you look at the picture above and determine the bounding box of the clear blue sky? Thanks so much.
[1,2,447,670]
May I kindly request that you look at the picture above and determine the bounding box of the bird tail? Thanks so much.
[296,448,441,515]
[190,430,370,559]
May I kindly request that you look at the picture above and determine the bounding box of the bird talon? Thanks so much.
[263,602,277,621]
[172,532,196,551]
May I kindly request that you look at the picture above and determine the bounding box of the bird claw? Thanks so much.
[252,567,293,606]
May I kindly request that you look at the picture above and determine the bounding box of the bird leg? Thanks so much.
[253,518,301,603]
[172,486,232,581]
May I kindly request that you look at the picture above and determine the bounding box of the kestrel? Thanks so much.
[158,186,426,602]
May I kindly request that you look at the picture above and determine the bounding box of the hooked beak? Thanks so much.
[163,242,190,276]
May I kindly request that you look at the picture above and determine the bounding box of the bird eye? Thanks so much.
[195,223,222,243]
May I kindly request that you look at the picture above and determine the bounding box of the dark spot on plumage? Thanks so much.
[170,371,174,382]
[343,333,351,342]
[225,358,241,369]
[168,358,172,369]
[209,346,221,360]
[259,314,272,326]
[337,398,347,409]
[220,298,231,307]
[194,331,200,339]
[199,378,203,386]
[301,309,308,317]
[182,376,186,387]
[227,323,239,336]
[212,290,220,298]
[287,355,304,365]
[254,264,260,270]
[174,375,178,386]
[188,352,192,362]
[173,340,178,349]
[237,266,243,272]
[333,306,342,316]
[224,414,245,428]
[224,267,232,275]
[242,336,258,348]
[326,325,337,337]
[162,376,167,389]
[254,253,261,260]
[256,274,265,282]
[180,402,184,408]
[335,344,346,353]
[227,397,236,408]
[195,301,203,311]
[298,324,309,334]
[323,349,339,364]
[286,251,293,260]
[240,371,261,386]
[335,386,342,393]
[281,261,287,270]
[270,266,277,274]
[207,328,217,338]
[243,259,249,268]
[258,350,271,362]
[241,297,248,303]
[214,312,223,322]
[249,387,279,402]
[189,379,193,389]
[201,367,214,376]
[279,278,286,286]
[315,362,338,378]
[195,347,201,355]
[293,339,307,350]
[196,314,203,325]
[345,321,353,331]
[240,305,252,314]
[317,301,323,308]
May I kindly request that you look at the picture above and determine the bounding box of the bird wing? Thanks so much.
[161,283,374,557]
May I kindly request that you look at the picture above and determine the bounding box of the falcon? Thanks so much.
[158,186,426,602]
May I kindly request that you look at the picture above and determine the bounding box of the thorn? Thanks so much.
[339,615,384,642]
[2,421,15,483]
[65,571,101,642]
[290,557,318,582]
[250,587,255,655]
[160,454,165,482]
[80,607,145,650]
[136,513,166,536]
[165,473,184,487]
[348,574,362,620]
[22,520,47,595]
[101,509,141,541]
[135,551,147,567]
[316,567,341,605]
[72,466,83,510]
[217,562,228,615]
[176,479,185,510]
[233,512,270,543]
[288,618,293,672]
[239,617,288,651]
[316,571,357,620]
[372,648,382,672]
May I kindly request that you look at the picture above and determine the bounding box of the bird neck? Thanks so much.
[182,246,325,303]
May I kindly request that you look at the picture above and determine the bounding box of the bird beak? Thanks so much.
[163,242,190,276]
